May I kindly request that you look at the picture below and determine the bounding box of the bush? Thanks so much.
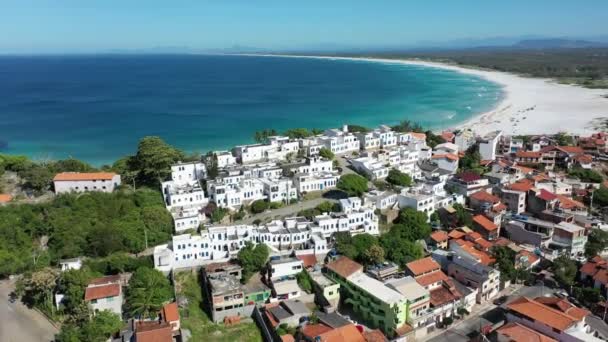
[569,168,603,183]
[319,147,335,160]
[386,169,412,187]
[337,174,368,197]
[250,200,269,214]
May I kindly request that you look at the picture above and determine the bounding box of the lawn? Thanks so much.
[175,272,263,342]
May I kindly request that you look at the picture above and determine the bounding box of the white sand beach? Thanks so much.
[265,54,608,136]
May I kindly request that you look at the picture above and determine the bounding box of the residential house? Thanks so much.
[53,172,121,194]
[478,131,502,161]
[472,214,500,241]
[84,275,123,316]
[505,296,602,342]
[495,322,557,342]
[447,172,490,196]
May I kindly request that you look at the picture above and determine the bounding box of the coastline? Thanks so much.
[255,54,608,136]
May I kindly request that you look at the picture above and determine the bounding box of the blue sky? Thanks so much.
[1,0,607,53]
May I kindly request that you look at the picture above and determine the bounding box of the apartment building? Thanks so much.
[325,257,409,337]
[446,172,490,196]
[478,130,502,161]
[317,127,360,154]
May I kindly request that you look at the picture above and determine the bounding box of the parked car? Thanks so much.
[493,295,508,306]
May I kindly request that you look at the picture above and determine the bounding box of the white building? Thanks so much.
[213,151,237,168]
[479,130,503,161]
[293,172,339,194]
[431,154,459,174]
[153,207,378,272]
[261,178,298,203]
[53,172,121,194]
[363,190,399,210]
[59,257,83,272]
[350,156,390,180]
[293,157,333,175]
[161,180,208,210]
[207,178,266,209]
[170,161,206,184]
[317,127,360,155]
[268,257,304,281]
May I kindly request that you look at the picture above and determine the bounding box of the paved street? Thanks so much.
[0,279,58,342]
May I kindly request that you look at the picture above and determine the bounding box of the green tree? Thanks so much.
[210,207,229,223]
[250,200,270,214]
[318,147,335,160]
[555,132,574,146]
[586,229,608,257]
[133,136,185,186]
[391,120,424,133]
[386,169,412,187]
[394,208,432,241]
[57,310,123,342]
[452,203,473,227]
[22,165,53,193]
[296,270,313,293]
[492,246,517,282]
[458,144,483,174]
[284,128,313,139]
[237,242,269,283]
[315,201,339,213]
[347,124,370,133]
[254,129,278,144]
[126,267,174,319]
[594,186,608,207]
[552,254,577,289]
[204,152,219,180]
[56,267,99,315]
[569,168,603,183]
[363,244,385,265]
[380,236,424,267]
[337,174,368,197]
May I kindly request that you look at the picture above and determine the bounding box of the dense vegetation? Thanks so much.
[337,174,368,196]
[386,169,412,187]
[334,207,427,267]
[237,242,269,283]
[125,267,174,318]
[568,168,603,183]
[337,48,608,89]
[0,189,172,277]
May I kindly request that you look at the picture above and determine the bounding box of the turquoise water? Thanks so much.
[0,54,503,165]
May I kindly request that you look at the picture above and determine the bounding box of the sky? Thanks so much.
[1,0,607,53]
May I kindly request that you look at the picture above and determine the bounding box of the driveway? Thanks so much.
[0,279,58,342]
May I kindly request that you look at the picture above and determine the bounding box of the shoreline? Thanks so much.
[253,54,608,136]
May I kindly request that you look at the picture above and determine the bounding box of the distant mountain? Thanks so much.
[513,39,607,49]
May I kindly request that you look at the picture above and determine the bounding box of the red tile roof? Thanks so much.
[430,230,449,243]
[497,322,556,342]
[457,171,482,182]
[432,153,459,161]
[473,215,498,232]
[0,194,12,203]
[84,283,121,301]
[448,230,466,239]
[162,302,179,322]
[89,275,121,285]
[406,257,441,276]
[536,189,557,202]
[534,297,590,321]
[135,321,173,342]
[594,269,608,286]
[364,329,388,342]
[470,190,500,204]
[558,146,584,154]
[507,297,582,331]
[296,254,318,268]
[516,150,542,158]
[556,195,585,210]
[508,179,535,192]
[326,256,363,279]
[429,279,461,307]
[281,335,295,342]
[53,172,116,181]
[301,324,333,339]
[310,323,366,342]
[452,239,495,265]
[415,270,449,287]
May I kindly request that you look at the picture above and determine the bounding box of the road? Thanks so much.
[426,285,556,342]
[0,279,58,342]
[233,196,339,225]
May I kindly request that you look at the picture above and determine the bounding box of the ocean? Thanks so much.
[0,54,503,165]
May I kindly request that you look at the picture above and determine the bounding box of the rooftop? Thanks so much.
[326,256,363,279]
[496,322,557,342]
[386,276,429,302]
[506,296,583,331]
[53,172,116,181]
[348,272,405,305]
[406,257,441,276]
[84,283,121,301]
[473,214,498,232]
